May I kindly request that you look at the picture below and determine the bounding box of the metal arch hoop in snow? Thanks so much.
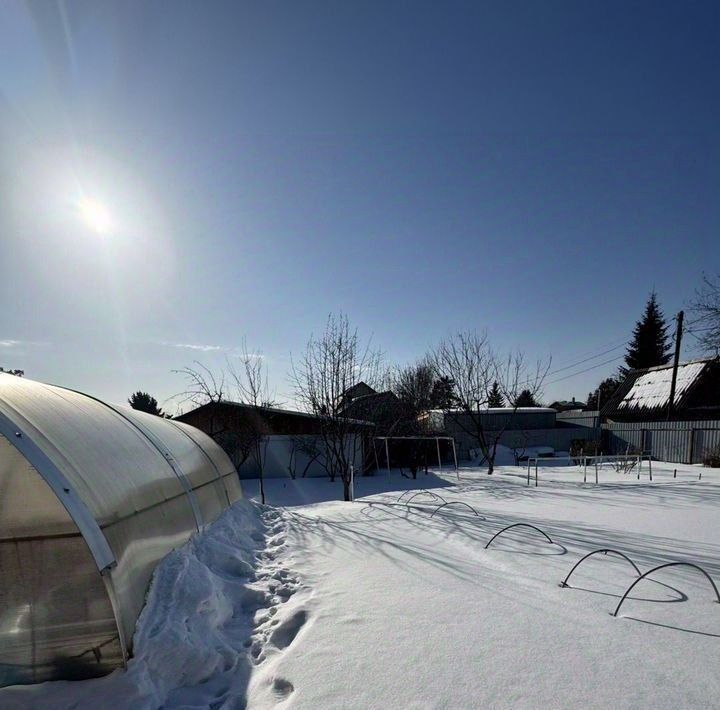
[613,562,720,617]
[560,549,641,588]
[429,501,482,518]
[405,491,448,506]
[484,523,553,549]
[397,489,423,503]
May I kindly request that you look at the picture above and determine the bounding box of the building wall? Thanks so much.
[602,420,720,464]
[556,411,600,428]
[236,434,363,479]
[442,409,557,434]
[452,427,598,459]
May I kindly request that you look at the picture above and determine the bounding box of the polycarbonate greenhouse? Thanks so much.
[0,374,242,687]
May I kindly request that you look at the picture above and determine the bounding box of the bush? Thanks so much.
[570,440,601,457]
[702,446,720,468]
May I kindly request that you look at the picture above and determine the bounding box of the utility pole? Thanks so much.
[667,310,684,421]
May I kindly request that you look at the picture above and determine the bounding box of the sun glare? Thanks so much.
[78,197,113,234]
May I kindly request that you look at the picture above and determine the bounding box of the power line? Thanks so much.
[545,340,628,377]
[544,354,624,387]
[514,336,628,390]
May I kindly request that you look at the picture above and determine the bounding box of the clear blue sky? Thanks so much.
[2,0,718,411]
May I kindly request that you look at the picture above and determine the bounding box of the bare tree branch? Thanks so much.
[688,274,720,354]
[290,313,383,500]
[428,330,550,474]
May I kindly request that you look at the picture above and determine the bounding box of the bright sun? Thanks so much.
[78,197,113,234]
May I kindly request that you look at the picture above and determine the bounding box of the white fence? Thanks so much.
[235,434,363,479]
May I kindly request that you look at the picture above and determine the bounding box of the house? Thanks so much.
[598,358,720,464]
[176,401,371,479]
[601,358,720,422]
[338,385,405,434]
[339,381,377,408]
[418,407,596,459]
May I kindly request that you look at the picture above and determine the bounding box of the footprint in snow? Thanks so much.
[269,609,308,650]
[272,676,295,699]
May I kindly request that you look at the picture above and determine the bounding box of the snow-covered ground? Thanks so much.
[3,462,720,709]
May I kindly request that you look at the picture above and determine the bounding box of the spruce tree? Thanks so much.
[128,391,165,416]
[586,377,620,409]
[487,380,504,407]
[621,293,672,375]
[514,389,539,407]
[430,376,458,409]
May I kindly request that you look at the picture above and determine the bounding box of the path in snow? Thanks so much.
[0,500,308,710]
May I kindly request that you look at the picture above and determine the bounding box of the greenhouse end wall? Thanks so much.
[0,374,242,687]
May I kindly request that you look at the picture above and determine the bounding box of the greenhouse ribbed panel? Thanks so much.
[0,373,242,687]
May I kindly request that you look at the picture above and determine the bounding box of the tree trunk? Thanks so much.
[342,477,351,502]
[259,463,266,504]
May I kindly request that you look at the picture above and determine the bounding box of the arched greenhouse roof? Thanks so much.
[0,373,242,687]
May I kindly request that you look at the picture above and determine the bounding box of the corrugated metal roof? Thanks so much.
[617,361,708,412]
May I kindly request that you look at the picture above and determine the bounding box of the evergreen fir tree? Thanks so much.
[621,293,672,375]
[487,381,505,407]
[514,389,539,407]
[430,376,458,409]
[586,377,620,410]
[128,391,165,416]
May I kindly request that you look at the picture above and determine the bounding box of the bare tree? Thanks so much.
[392,361,436,417]
[172,361,226,407]
[689,274,720,354]
[172,342,276,503]
[226,343,276,504]
[290,313,383,501]
[286,434,324,479]
[429,330,549,474]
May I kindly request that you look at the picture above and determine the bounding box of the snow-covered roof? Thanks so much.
[617,361,708,412]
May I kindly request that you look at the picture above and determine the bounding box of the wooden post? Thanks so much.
[384,438,391,476]
[451,439,459,480]
[436,438,442,471]
[666,310,684,421]
[689,428,696,465]
[595,457,599,484]
[535,460,538,487]
[372,438,381,473]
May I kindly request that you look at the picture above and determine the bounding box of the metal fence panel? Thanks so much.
[602,420,720,463]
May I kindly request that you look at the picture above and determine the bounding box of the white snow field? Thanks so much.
[2,462,720,709]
